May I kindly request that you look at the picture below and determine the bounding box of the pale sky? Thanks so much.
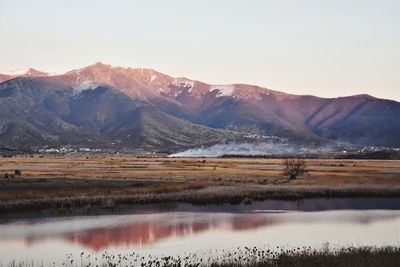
[1,0,399,100]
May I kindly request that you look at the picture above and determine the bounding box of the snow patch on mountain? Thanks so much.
[209,85,235,97]
[169,79,194,95]
[150,74,158,82]
[173,79,194,88]
[73,80,100,95]
[72,85,99,99]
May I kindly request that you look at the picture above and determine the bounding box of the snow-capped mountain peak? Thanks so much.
[0,68,49,77]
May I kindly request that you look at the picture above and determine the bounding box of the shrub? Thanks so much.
[282,158,307,179]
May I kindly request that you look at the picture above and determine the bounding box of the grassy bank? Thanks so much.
[3,246,400,267]
[2,184,400,214]
[1,156,399,213]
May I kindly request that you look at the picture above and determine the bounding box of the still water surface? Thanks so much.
[0,198,399,264]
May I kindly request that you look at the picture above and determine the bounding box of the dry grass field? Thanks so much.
[0,155,399,212]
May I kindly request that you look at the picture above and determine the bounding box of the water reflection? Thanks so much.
[2,210,399,251]
[0,198,400,264]
[64,219,212,250]
[61,214,287,250]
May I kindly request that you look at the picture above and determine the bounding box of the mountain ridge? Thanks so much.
[3,62,388,101]
[0,63,399,151]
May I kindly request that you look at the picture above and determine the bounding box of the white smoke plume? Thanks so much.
[169,142,336,157]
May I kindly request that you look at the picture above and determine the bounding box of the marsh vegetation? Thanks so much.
[2,246,400,267]
[0,155,399,212]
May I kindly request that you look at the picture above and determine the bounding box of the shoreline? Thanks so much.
[2,184,400,214]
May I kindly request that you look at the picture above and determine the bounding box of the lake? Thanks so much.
[1,198,400,265]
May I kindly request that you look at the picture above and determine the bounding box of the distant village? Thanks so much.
[0,142,397,160]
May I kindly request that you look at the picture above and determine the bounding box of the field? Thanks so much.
[1,155,400,212]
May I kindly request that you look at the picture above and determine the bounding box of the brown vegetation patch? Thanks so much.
[0,155,399,212]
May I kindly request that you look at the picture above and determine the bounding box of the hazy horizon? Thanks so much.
[1,0,399,100]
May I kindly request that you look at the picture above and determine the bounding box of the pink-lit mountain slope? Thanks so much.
[1,62,399,150]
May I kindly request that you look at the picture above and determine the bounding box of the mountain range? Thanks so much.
[1,62,399,153]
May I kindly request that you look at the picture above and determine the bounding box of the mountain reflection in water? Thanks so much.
[61,214,275,250]
[0,198,399,264]
[10,210,397,251]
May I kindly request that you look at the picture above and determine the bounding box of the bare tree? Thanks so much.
[282,158,307,179]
